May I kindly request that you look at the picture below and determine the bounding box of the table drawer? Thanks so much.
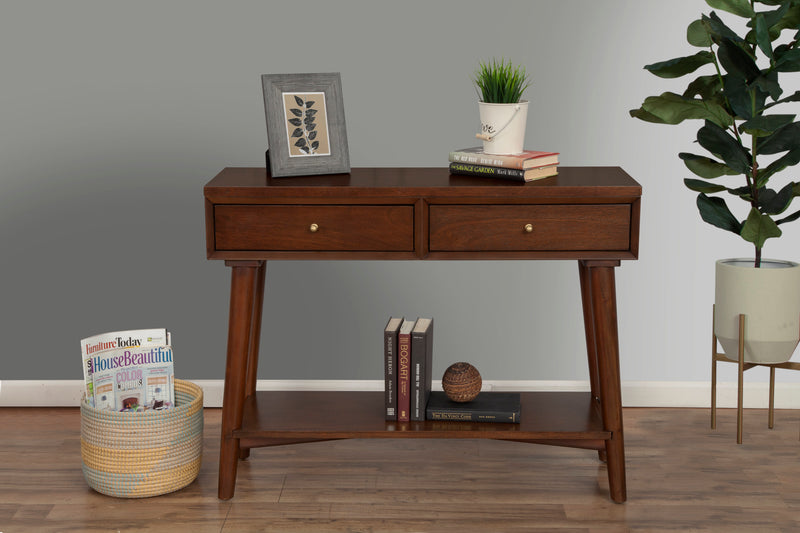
[429,205,631,252]
[215,205,414,251]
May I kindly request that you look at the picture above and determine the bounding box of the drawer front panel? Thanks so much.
[215,205,414,251]
[429,205,631,252]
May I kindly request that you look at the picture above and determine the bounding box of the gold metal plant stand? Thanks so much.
[711,305,800,443]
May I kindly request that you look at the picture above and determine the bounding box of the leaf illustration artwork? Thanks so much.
[282,92,331,157]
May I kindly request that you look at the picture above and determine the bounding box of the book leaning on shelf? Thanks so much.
[80,328,174,411]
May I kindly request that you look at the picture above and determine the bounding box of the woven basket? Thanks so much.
[81,379,203,498]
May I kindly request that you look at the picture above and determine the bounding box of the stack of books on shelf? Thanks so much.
[426,391,520,423]
[448,146,559,182]
[383,317,521,423]
[80,328,175,411]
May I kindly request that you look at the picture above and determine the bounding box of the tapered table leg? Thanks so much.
[218,261,262,500]
[581,260,626,503]
[578,261,605,462]
[239,261,267,461]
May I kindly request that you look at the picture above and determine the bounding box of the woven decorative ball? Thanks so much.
[442,362,482,402]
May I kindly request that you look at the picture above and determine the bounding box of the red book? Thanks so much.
[448,147,559,169]
[397,319,415,422]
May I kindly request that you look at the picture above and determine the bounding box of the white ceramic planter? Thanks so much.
[478,101,528,155]
[714,258,800,363]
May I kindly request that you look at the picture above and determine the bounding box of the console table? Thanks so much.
[204,166,641,503]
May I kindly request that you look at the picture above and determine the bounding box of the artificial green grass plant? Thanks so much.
[473,58,531,104]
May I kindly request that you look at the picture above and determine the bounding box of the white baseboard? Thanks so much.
[2,379,800,408]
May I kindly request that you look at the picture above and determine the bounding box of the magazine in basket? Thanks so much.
[80,329,174,410]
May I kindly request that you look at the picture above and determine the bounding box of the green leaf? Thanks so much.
[688,19,713,47]
[772,5,800,33]
[717,38,760,82]
[776,208,800,225]
[758,122,800,154]
[740,208,781,248]
[774,47,800,72]
[723,74,755,119]
[697,121,751,173]
[759,148,800,184]
[727,185,754,201]
[752,70,783,101]
[763,89,800,111]
[755,14,774,59]
[705,0,756,18]
[759,183,795,214]
[644,51,715,78]
[739,114,796,137]
[679,152,739,178]
[747,4,792,42]
[702,12,745,43]
[684,178,728,193]
[640,92,734,128]
[697,193,743,234]
[629,107,668,124]
[683,75,722,100]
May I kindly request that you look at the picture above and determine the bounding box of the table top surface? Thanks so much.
[205,167,641,202]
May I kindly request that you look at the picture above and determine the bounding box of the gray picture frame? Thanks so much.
[261,72,350,177]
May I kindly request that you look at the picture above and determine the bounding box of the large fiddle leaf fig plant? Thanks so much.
[630,0,800,267]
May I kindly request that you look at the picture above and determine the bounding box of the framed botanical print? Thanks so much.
[261,72,350,177]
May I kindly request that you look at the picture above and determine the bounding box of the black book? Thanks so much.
[426,391,521,423]
[410,318,433,421]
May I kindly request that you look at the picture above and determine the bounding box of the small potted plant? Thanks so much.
[473,58,531,155]
[630,0,800,363]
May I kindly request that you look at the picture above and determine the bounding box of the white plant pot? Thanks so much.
[714,258,800,363]
[478,101,528,155]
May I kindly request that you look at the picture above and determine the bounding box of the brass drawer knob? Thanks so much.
[524,223,533,233]
[309,223,319,233]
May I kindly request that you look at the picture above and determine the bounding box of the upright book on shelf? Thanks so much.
[397,319,416,422]
[426,391,521,423]
[410,318,433,421]
[383,316,404,421]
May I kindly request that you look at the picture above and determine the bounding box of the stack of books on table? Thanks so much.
[383,316,520,423]
[448,146,559,182]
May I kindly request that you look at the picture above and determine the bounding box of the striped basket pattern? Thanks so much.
[80,379,203,498]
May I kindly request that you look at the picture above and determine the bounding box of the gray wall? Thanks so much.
[2,1,798,384]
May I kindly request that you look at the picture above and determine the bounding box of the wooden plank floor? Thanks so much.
[1,407,799,532]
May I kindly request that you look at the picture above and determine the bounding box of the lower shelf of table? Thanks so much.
[234,390,611,451]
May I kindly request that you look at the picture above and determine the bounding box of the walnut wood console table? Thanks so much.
[204,166,641,503]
